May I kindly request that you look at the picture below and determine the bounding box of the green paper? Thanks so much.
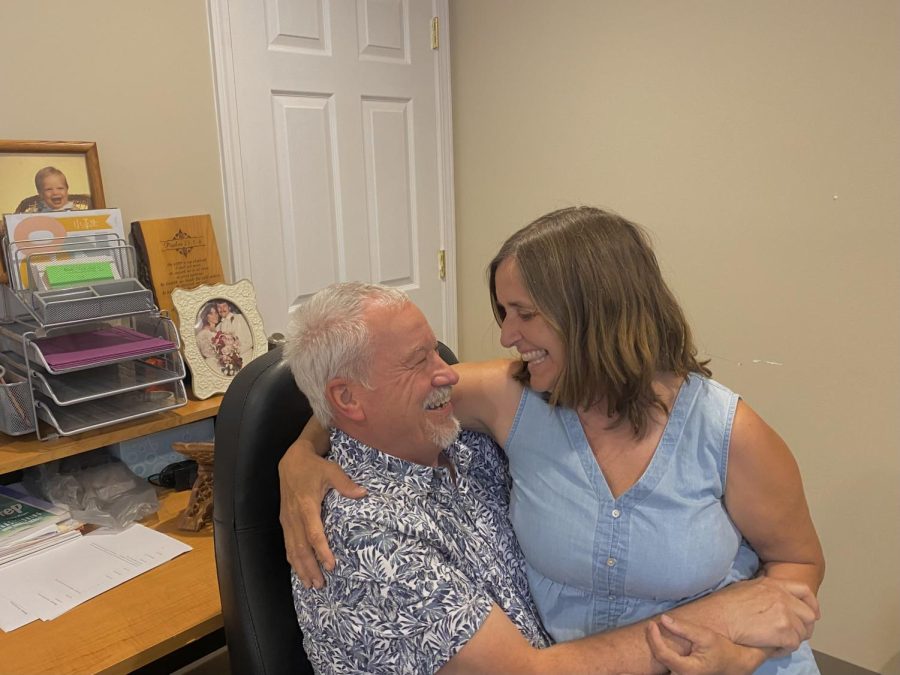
[45,261,115,287]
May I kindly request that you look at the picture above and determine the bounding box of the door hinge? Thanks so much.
[431,17,439,49]
[438,249,446,280]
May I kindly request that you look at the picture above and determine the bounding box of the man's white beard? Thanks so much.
[428,415,461,450]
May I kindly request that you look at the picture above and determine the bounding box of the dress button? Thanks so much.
[606,557,617,567]
[611,509,621,518]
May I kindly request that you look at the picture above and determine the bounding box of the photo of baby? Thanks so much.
[15,166,92,213]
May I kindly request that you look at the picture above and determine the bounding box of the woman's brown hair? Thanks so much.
[488,206,710,437]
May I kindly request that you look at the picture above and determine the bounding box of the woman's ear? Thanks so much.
[326,378,365,422]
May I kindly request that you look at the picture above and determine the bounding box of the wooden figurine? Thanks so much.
[174,441,215,531]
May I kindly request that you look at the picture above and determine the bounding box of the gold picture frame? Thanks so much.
[0,140,107,284]
[171,279,268,400]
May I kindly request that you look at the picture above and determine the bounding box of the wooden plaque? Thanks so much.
[130,215,225,317]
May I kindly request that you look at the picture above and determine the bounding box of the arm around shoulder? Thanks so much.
[450,359,523,439]
[278,418,366,586]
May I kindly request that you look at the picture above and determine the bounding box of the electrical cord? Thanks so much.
[148,459,198,491]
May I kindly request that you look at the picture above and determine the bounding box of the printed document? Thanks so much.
[0,524,191,631]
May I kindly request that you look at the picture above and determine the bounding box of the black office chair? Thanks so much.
[213,342,459,675]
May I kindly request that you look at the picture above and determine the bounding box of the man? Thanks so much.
[216,300,253,368]
[283,282,800,674]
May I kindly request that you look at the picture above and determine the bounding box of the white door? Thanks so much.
[209,0,457,347]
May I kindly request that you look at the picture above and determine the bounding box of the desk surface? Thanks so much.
[0,489,222,675]
[0,396,224,674]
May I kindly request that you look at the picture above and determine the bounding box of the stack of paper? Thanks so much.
[0,524,191,631]
[0,486,82,566]
[34,326,177,370]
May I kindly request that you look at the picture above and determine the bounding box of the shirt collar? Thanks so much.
[329,428,473,493]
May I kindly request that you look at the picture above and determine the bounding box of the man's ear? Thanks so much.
[326,378,366,422]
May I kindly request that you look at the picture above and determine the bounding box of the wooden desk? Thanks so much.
[0,396,222,474]
[0,398,224,674]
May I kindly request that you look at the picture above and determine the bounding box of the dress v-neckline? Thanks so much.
[563,374,695,503]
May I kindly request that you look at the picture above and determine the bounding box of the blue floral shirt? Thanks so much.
[291,429,550,674]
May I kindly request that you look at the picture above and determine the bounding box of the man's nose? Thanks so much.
[432,358,459,387]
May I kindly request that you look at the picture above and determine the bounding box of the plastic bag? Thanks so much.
[24,453,159,529]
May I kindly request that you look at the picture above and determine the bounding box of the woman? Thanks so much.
[195,302,225,374]
[281,207,824,672]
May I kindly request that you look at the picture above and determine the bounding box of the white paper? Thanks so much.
[0,524,191,631]
[3,209,126,244]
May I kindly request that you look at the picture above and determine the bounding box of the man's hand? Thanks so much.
[717,576,820,654]
[278,439,366,588]
[648,615,763,675]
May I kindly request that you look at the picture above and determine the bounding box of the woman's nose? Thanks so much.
[499,318,519,349]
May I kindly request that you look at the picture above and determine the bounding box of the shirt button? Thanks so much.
[611,509,621,518]
[608,594,616,600]
[606,557,617,567]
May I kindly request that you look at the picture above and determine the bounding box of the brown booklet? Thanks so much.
[130,214,225,316]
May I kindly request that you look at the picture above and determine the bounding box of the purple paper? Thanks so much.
[35,327,176,370]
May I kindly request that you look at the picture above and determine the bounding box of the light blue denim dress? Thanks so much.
[505,373,818,673]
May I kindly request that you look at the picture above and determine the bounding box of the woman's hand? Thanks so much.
[278,438,366,587]
[716,576,819,654]
[648,615,766,675]
[667,573,820,663]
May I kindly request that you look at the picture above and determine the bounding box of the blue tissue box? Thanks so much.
[106,419,215,478]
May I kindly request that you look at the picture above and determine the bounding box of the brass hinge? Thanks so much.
[431,17,439,49]
[438,249,446,280]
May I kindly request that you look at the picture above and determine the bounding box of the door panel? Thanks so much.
[362,98,415,286]
[271,93,343,298]
[211,0,455,340]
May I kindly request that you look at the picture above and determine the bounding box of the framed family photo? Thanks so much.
[0,140,107,284]
[172,279,267,399]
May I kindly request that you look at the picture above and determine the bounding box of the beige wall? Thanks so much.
[0,0,229,277]
[451,0,899,671]
[2,0,898,671]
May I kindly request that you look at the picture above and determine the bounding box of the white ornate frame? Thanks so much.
[171,278,267,399]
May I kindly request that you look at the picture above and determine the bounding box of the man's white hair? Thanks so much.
[284,282,409,425]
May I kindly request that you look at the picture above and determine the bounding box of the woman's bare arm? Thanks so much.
[724,401,826,593]
[660,400,824,654]
[278,421,367,586]
[656,398,826,654]
[448,359,523,440]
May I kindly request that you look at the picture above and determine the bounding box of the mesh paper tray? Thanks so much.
[3,235,152,325]
[28,279,155,326]
[4,233,129,292]
[35,379,187,437]
[0,349,185,406]
[0,368,36,436]
[0,284,30,323]
[0,315,181,375]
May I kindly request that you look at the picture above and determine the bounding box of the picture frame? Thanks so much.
[171,279,268,400]
[0,140,106,284]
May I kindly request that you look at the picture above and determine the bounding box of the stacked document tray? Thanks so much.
[0,232,188,440]
[3,236,154,327]
[33,381,187,436]
[0,350,185,406]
